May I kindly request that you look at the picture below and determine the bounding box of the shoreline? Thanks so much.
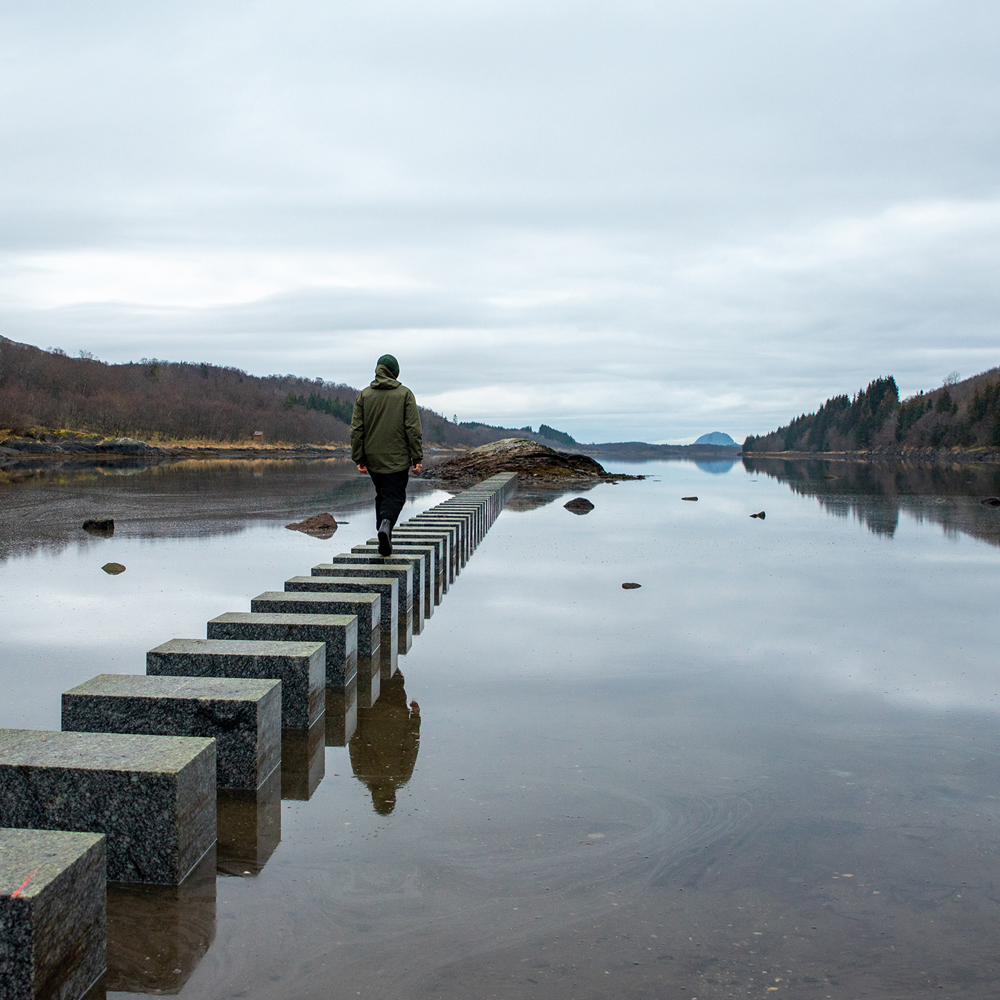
[743,447,1000,465]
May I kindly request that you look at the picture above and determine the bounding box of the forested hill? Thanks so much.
[743,368,1000,453]
[0,337,576,449]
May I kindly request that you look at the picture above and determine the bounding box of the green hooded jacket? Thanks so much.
[351,365,424,473]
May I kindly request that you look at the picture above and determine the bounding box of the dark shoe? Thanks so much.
[378,519,393,556]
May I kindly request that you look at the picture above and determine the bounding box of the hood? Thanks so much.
[370,365,401,389]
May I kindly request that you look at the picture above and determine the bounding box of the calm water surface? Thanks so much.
[2,456,1000,999]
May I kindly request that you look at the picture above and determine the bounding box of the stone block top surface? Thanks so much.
[0,729,214,774]
[209,612,357,628]
[0,827,105,898]
[65,673,279,703]
[253,590,380,608]
[148,638,324,659]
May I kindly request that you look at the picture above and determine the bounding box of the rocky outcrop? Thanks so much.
[422,438,640,484]
[285,513,338,538]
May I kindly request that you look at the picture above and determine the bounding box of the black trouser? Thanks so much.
[369,468,409,531]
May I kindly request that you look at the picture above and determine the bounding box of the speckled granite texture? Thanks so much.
[62,674,281,790]
[311,558,415,607]
[391,526,456,583]
[207,612,358,688]
[0,828,106,1000]
[0,730,215,884]
[411,515,469,562]
[285,575,399,630]
[374,533,449,593]
[250,591,381,660]
[216,768,281,876]
[403,518,464,568]
[325,680,358,747]
[352,545,436,614]
[286,575,406,662]
[146,639,324,730]
[280,719,325,802]
[338,551,430,610]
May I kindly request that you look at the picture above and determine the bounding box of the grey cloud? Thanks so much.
[2,1,999,442]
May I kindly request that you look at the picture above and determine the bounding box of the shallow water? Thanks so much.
[2,456,1000,998]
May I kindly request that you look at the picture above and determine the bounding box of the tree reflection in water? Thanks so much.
[349,671,421,815]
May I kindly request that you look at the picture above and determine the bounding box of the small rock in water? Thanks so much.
[102,562,126,575]
[981,497,1000,507]
[750,511,766,519]
[621,582,641,590]
[286,513,339,538]
[82,519,115,536]
[564,497,595,515]
[681,496,698,501]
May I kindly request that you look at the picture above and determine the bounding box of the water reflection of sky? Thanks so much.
[3,457,1000,998]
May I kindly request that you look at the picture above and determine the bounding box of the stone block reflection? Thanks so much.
[281,716,326,800]
[349,670,420,816]
[100,846,216,994]
[326,679,358,747]
[357,650,381,710]
[216,766,281,876]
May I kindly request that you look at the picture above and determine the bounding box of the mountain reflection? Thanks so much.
[743,456,1000,546]
[349,671,421,815]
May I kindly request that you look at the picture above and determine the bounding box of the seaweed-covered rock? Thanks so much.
[564,497,595,514]
[423,438,638,484]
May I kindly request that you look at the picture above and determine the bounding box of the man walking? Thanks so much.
[351,354,423,556]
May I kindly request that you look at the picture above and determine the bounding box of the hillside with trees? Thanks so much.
[743,368,1000,454]
[0,336,579,449]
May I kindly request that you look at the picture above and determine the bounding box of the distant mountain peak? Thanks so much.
[694,431,737,446]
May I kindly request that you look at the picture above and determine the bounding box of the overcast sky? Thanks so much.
[2,1,999,443]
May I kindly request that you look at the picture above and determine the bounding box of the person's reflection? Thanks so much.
[349,670,420,815]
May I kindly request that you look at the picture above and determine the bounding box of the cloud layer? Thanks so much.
[2,1,999,442]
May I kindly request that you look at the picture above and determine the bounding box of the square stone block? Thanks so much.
[250,592,381,661]
[286,575,398,626]
[410,515,469,562]
[146,639,324,731]
[0,730,216,885]
[206,612,358,688]
[62,674,281,791]
[284,578,399,674]
[392,526,456,583]
[311,559,414,613]
[379,532,449,592]
[0,828,106,1000]
[353,545,436,615]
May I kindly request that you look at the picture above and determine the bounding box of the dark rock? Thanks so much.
[681,496,698,501]
[5,439,61,453]
[286,513,338,538]
[83,519,115,536]
[621,582,641,590]
[564,498,595,514]
[102,562,126,575]
[750,511,766,519]
[981,497,1000,507]
[422,438,641,483]
[95,438,148,454]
